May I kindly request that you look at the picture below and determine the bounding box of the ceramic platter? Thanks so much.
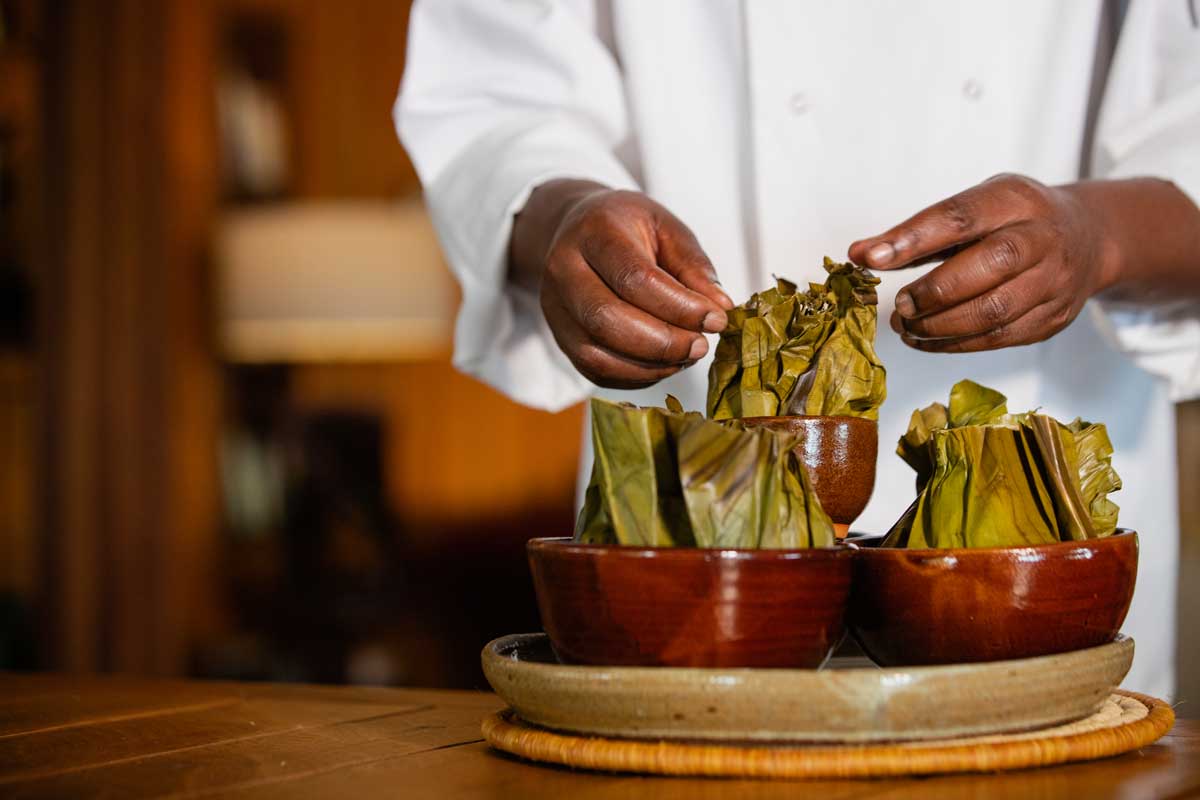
[482,633,1133,743]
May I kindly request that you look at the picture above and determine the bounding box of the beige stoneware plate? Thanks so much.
[482,633,1133,743]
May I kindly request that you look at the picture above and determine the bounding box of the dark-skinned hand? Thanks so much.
[510,179,732,389]
[848,173,1110,353]
[849,173,1200,354]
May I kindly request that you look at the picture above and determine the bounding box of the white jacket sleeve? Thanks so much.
[1090,0,1200,401]
[395,0,640,411]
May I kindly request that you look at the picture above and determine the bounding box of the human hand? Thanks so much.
[512,180,732,389]
[848,173,1117,353]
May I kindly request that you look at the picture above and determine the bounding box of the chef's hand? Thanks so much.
[848,173,1117,353]
[510,179,733,389]
[850,173,1200,353]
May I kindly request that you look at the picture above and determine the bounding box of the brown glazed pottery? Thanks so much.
[740,415,878,538]
[849,530,1138,666]
[481,633,1134,742]
[527,537,853,668]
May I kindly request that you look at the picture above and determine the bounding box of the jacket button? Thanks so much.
[962,79,983,100]
[788,92,809,115]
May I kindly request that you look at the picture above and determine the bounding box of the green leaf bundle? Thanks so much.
[706,258,886,420]
[575,397,836,548]
[884,380,1122,548]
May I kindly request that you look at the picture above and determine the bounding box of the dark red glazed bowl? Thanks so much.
[739,415,877,538]
[849,530,1138,666]
[528,537,853,668]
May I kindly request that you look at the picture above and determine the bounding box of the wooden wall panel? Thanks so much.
[41,0,107,672]
[38,0,221,675]
[1176,402,1200,708]
[161,0,226,669]
[287,0,418,198]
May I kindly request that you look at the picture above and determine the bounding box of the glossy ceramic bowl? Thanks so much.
[739,415,877,538]
[527,537,853,668]
[849,529,1138,666]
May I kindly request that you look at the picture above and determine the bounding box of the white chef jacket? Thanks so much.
[396,1,1200,700]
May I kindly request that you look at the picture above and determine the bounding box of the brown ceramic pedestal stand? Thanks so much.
[740,415,877,539]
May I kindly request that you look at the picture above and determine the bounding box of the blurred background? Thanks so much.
[0,0,1196,700]
[0,0,581,690]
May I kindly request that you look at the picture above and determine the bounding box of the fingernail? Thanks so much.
[715,290,734,310]
[895,291,916,318]
[689,338,709,361]
[868,242,895,266]
[702,311,727,332]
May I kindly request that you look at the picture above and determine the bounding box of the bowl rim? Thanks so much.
[738,414,878,427]
[482,631,1134,678]
[527,536,853,560]
[852,528,1138,557]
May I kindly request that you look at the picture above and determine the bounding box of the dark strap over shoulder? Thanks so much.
[1078,0,1127,178]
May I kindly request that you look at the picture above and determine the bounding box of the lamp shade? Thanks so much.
[216,198,456,362]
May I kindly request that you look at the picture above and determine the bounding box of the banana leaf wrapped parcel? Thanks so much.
[884,380,1122,549]
[575,397,836,548]
[706,258,886,420]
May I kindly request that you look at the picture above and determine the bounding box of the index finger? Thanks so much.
[848,180,1027,271]
[654,210,735,312]
[582,232,729,334]
[894,221,1048,320]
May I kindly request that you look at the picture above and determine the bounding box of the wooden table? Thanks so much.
[1,673,1196,799]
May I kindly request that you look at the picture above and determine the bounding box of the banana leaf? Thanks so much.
[897,379,1008,490]
[1066,418,1122,537]
[883,380,1121,548]
[706,258,886,420]
[947,379,1008,427]
[576,397,836,548]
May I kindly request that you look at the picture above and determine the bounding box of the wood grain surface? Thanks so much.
[0,672,1196,799]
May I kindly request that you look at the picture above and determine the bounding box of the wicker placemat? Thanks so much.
[482,690,1174,779]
